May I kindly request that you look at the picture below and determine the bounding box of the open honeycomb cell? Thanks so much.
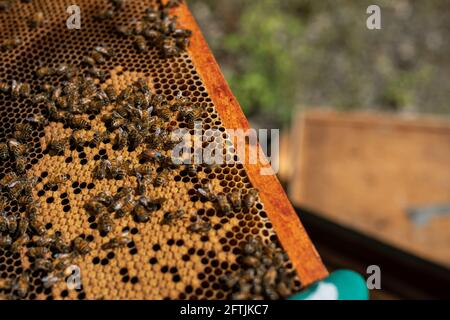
[0,0,307,300]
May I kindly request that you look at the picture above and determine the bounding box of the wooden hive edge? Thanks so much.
[172,2,328,286]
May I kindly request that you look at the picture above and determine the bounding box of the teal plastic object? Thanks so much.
[288,270,369,300]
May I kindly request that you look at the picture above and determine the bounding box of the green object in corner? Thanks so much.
[288,270,369,300]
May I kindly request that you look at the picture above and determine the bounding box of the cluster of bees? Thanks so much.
[98,0,192,57]
[220,237,297,300]
[0,180,92,299]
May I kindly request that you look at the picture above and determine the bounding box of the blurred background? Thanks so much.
[189,0,450,299]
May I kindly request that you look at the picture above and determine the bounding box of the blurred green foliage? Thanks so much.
[190,0,450,128]
[221,0,304,126]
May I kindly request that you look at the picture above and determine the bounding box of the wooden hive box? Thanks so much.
[289,110,450,268]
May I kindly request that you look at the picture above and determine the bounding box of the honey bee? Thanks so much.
[31,234,54,247]
[110,157,130,180]
[29,11,44,29]
[13,123,33,142]
[173,28,192,38]
[54,63,77,79]
[133,203,152,223]
[243,189,258,208]
[97,212,114,233]
[11,81,31,98]
[17,194,32,207]
[180,106,202,128]
[0,234,12,248]
[12,272,29,299]
[160,210,185,225]
[0,81,11,93]
[23,176,39,193]
[27,114,48,126]
[101,233,131,250]
[1,171,18,190]
[111,194,135,218]
[228,189,242,210]
[136,173,152,195]
[104,84,117,102]
[153,170,168,187]
[242,237,261,256]
[70,115,90,130]
[133,164,154,177]
[1,36,21,50]
[29,219,46,236]
[171,91,189,112]
[34,258,54,272]
[175,37,190,50]
[47,103,67,122]
[14,218,29,237]
[93,9,114,21]
[84,200,107,217]
[88,67,106,81]
[10,234,29,253]
[139,149,163,163]
[0,196,6,214]
[92,191,113,207]
[90,130,109,147]
[104,111,127,130]
[115,25,131,36]
[46,173,70,189]
[42,273,61,289]
[42,82,55,94]
[14,156,27,174]
[8,138,26,158]
[55,95,68,110]
[242,255,260,268]
[187,221,212,234]
[73,236,91,255]
[0,202,10,222]
[196,183,217,202]
[162,42,180,58]
[53,253,74,271]
[90,50,106,64]
[216,193,232,215]
[112,127,127,150]
[135,78,150,93]
[93,159,112,180]
[165,0,183,9]
[0,142,9,160]
[185,163,198,176]
[69,130,86,148]
[27,246,50,259]
[116,85,133,103]
[31,92,48,104]
[25,201,40,221]
[0,0,12,11]
[47,138,67,156]
[134,35,147,52]
[5,213,17,234]
[36,66,54,78]
[94,45,115,57]
[126,128,143,151]
[154,105,171,122]
[82,55,96,67]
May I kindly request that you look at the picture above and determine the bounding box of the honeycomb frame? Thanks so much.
[0,0,327,300]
